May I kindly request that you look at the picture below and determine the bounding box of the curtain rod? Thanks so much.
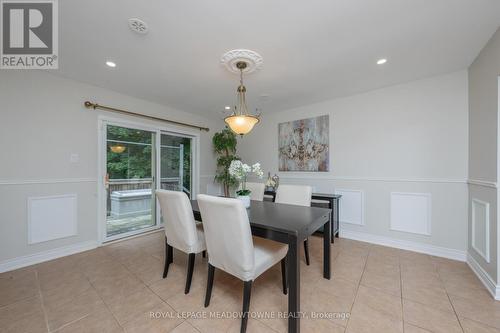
[84,101,210,132]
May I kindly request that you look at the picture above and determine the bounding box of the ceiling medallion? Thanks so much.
[220,49,263,74]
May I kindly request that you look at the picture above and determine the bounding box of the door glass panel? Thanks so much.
[106,125,156,238]
[160,133,192,198]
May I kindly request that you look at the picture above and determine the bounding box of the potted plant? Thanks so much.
[213,128,239,197]
[228,160,264,208]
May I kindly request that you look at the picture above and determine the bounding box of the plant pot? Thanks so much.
[237,195,251,208]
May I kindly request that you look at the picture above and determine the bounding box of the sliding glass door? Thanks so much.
[101,121,197,241]
[160,133,192,198]
[105,125,156,239]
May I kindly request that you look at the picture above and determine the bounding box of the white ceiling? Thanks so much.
[57,0,500,117]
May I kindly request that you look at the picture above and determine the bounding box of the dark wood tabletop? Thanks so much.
[191,199,330,241]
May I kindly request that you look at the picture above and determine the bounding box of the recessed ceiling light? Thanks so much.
[225,106,231,110]
[377,58,387,65]
[106,61,117,68]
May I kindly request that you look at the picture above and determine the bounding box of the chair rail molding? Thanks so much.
[467,179,498,189]
[278,174,466,184]
[0,178,97,186]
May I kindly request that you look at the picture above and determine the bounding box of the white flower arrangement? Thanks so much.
[228,160,264,196]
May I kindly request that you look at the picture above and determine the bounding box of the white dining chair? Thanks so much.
[156,190,206,294]
[275,184,313,265]
[239,182,265,201]
[197,194,288,333]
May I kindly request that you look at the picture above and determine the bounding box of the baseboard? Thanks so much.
[0,240,98,273]
[340,229,466,261]
[467,253,500,300]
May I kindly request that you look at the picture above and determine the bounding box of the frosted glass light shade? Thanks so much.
[224,115,259,135]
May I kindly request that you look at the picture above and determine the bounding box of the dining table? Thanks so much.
[190,199,332,333]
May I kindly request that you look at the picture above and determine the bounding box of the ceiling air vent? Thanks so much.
[128,18,148,34]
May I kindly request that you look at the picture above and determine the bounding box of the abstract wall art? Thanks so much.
[278,115,329,172]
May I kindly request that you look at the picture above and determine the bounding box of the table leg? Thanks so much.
[335,199,340,238]
[288,235,300,333]
[323,217,331,279]
[330,199,334,244]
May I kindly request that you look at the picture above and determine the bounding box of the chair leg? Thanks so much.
[202,250,206,258]
[163,238,173,278]
[205,264,215,307]
[241,281,253,333]
[280,258,287,295]
[304,238,310,266]
[169,245,174,264]
[185,253,196,294]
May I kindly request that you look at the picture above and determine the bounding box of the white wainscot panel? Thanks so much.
[336,189,364,225]
[28,194,78,244]
[390,192,431,236]
[472,198,490,263]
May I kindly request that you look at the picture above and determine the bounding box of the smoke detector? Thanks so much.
[128,18,148,34]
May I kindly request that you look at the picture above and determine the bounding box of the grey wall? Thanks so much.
[468,27,500,283]
[0,70,221,266]
[239,71,469,256]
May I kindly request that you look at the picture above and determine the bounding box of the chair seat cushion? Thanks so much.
[251,236,288,280]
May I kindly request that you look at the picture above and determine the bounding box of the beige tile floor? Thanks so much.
[1,231,499,333]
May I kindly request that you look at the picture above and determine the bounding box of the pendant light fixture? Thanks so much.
[224,61,260,136]
[109,144,126,153]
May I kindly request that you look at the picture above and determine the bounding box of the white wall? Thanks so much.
[239,70,469,258]
[0,70,221,270]
[467,27,500,295]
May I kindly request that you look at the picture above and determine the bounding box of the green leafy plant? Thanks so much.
[213,127,239,197]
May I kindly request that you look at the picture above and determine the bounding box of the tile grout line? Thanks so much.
[50,313,92,333]
[34,269,51,333]
[49,262,118,333]
[460,317,500,332]
[343,244,371,330]
[399,252,404,333]
[435,264,466,333]
[86,275,125,331]
[121,246,196,331]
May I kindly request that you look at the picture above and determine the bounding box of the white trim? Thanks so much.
[278,174,466,184]
[97,119,105,244]
[0,240,98,273]
[0,178,96,186]
[102,228,163,246]
[467,179,498,189]
[390,192,432,236]
[339,229,466,261]
[104,225,163,243]
[27,194,78,244]
[467,253,500,300]
[471,198,490,263]
[97,115,201,243]
[335,189,365,225]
